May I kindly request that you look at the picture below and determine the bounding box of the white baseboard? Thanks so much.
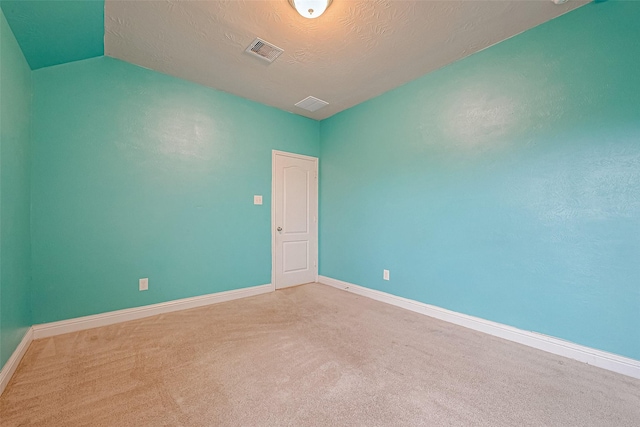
[318,275,640,380]
[0,327,34,396]
[32,284,272,339]
[1,284,272,397]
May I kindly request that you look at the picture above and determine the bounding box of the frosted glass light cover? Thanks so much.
[290,0,331,19]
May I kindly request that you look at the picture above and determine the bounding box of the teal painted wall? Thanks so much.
[31,57,319,324]
[0,0,104,69]
[0,8,32,367]
[319,2,640,360]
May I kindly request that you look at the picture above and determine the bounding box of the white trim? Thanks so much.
[32,284,272,339]
[0,327,33,396]
[271,151,277,292]
[318,275,640,380]
[1,284,271,395]
[271,150,319,290]
[272,149,318,162]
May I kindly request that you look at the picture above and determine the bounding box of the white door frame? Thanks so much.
[271,150,319,291]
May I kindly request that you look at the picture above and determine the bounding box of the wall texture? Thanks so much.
[0,0,104,69]
[0,9,32,368]
[319,1,640,360]
[31,56,319,324]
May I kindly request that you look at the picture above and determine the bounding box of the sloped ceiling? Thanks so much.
[105,0,587,120]
[1,1,588,119]
[0,0,104,70]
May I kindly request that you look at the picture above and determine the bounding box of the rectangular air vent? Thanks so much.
[295,96,329,112]
[245,38,284,63]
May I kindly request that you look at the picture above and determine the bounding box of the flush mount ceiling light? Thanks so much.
[288,0,333,19]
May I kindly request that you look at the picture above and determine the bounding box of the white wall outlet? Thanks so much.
[383,269,390,281]
[139,278,148,291]
[254,195,263,205]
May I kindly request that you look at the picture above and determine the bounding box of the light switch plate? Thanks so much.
[139,278,148,291]
[383,270,390,281]
[254,195,263,205]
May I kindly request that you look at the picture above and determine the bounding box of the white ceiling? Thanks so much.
[105,0,586,120]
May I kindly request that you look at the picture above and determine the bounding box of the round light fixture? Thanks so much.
[288,0,333,19]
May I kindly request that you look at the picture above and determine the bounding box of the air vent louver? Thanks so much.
[295,96,329,112]
[245,38,284,63]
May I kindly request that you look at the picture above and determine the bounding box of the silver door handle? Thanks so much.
[277,227,282,232]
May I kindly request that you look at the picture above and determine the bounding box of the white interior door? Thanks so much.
[272,151,318,289]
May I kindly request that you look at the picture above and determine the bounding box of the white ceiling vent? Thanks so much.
[245,38,284,63]
[295,96,329,112]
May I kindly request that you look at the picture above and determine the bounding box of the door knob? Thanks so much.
[277,227,282,231]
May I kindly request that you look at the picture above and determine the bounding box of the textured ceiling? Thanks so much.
[105,0,587,120]
[1,0,104,70]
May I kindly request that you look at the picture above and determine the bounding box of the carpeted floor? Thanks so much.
[1,283,639,426]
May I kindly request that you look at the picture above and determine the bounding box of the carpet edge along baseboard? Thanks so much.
[318,275,640,381]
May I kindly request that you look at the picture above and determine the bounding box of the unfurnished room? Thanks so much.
[0,0,639,425]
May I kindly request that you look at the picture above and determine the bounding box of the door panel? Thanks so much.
[283,240,309,272]
[273,151,318,289]
[283,166,309,234]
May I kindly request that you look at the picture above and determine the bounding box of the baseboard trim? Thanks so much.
[32,284,272,340]
[318,275,640,380]
[0,327,34,396]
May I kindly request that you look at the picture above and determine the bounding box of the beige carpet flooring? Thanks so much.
[1,283,639,426]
